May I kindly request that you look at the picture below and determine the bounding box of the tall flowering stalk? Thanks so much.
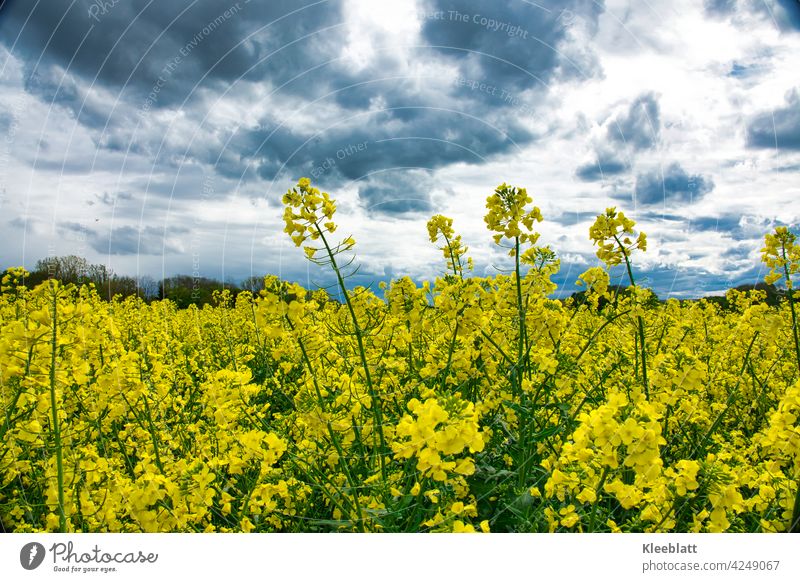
[589,208,649,397]
[763,227,800,374]
[427,215,472,282]
[484,184,545,490]
[282,178,388,487]
[426,215,473,389]
[47,282,67,532]
[484,183,543,387]
[761,226,800,532]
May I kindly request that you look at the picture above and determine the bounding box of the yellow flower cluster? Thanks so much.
[282,177,354,259]
[589,207,647,268]
[427,215,473,278]
[484,183,543,255]
[762,226,799,290]
[393,397,486,482]
[1,267,29,295]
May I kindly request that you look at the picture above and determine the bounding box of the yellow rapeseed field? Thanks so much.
[1,179,799,533]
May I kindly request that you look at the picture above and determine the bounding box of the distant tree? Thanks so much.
[733,282,780,306]
[5,255,254,307]
[241,275,265,293]
[87,263,110,287]
[704,282,782,310]
[98,275,139,300]
[35,255,91,284]
[137,275,160,300]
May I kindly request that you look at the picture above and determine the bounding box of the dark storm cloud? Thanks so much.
[22,66,118,130]
[59,221,187,255]
[773,0,800,30]
[0,0,343,106]
[704,0,800,32]
[633,162,714,205]
[249,108,533,185]
[574,92,658,182]
[617,266,713,298]
[228,1,606,195]
[0,0,348,180]
[703,0,737,14]
[0,0,602,216]
[607,92,660,150]
[690,214,785,242]
[356,169,435,215]
[691,215,743,234]
[575,147,628,181]
[419,0,605,90]
[746,88,800,150]
[721,243,752,258]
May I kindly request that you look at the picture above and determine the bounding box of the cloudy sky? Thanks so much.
[1,0,799,297]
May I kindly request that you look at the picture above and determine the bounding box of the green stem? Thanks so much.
[789,499,800,534]
[291,321,366,532]
[480,330,513,366]
[441,232,464,280]
[439,232,464,390]
[613,235,649,398]
[781,246,800,374]
[315,225,387,486]
[514,236,528,373]
[694,333,758,458]
[441,322,460,390]
[514,236,535,488]
[141,392,165,474]
[781,243,800,533]
[48,286,66,532]
[588,466,610,532]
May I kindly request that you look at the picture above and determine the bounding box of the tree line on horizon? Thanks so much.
[1,255,265,308]
[0,254,783,309]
